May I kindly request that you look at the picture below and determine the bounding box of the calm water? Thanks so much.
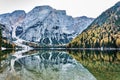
[0,49,120,80]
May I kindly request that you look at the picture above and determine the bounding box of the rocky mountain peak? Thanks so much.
[0,6,94,46]
[33,5,53,10]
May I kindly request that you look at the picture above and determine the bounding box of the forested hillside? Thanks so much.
[68,2,120,48]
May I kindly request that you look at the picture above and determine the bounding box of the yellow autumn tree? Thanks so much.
[116,38,120,47]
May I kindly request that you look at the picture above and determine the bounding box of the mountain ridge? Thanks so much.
[0,6,94,46]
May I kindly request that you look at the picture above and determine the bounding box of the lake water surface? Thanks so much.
[0,49,120,80]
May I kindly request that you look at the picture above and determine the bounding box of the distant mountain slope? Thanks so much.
[73,16,94,34]
[0,6,94,46]
[68,2,120,48]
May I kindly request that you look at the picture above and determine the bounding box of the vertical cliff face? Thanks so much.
[19,6,94,45]
[19,6,74,45]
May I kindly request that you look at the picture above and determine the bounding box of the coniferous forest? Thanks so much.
[68,2,120,48]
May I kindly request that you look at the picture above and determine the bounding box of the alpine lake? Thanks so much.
[0,49,120,80]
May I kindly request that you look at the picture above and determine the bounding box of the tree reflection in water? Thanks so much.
[68,50,120,80]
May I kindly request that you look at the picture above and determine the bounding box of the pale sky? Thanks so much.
[0,0,119,18]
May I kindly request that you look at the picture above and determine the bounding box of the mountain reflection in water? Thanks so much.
[0,50,96,80]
